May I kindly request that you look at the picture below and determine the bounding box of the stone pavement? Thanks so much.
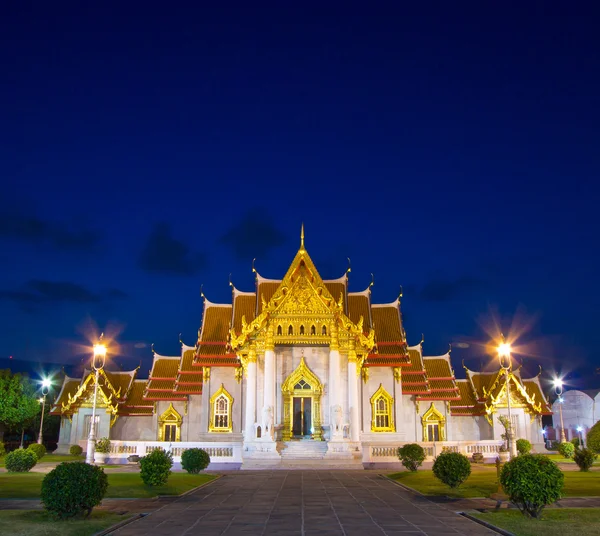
[112,471,500,536]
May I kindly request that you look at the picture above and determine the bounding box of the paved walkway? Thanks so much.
[112,471,499,536]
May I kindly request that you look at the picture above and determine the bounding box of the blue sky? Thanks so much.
[1,3,599,391]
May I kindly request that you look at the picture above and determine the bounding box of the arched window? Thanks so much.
[209,384,233,433]
[322,325,327,335]
[370,384,395,432]
[300,325,305,335]
[277,325,282,336]
[288,325,294,335]
[421,403,446,441]
[311,325,316,335]
[158,403,182,442]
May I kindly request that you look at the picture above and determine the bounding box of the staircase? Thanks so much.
[279,440,329,460]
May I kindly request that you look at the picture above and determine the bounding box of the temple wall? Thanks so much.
[186,394,203,440]
[202,367,240,438]
[112,415,155,441]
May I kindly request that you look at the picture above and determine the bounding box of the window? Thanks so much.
[277,325,282,335]
[158,403,182,442]
[294,379,312,390]
[209,384,233,432]
[311,325,316,335]
[288,325,293,335]
[83,415,100,439]
[322,325,327,335]
[370,384,395,432]
[421,402,446,442]
[300,325,305,335]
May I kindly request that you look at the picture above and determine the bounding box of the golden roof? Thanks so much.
[232,293,256,334]
[50,378,82,414]
[257,281,280,314]
[118,381,153,415]
[347,293,371,332]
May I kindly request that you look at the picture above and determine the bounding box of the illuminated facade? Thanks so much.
[52,230,552,467]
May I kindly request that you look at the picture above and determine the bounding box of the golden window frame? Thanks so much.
[209,384,233,433]
[370,384,395,432]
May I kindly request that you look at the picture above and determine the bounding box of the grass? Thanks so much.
[0,472,216,499]
[0,453,84,467]
[472,509,600,536]
[544,453,600,465]
[0,510,128,536]
[389,466,600,498]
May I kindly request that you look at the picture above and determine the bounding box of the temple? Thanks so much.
[51,229,552,467]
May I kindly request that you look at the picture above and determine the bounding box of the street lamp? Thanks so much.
[37,378,51,444]
[85,334,107,464]
[577,426,584,448]
[498,335,516,459]
[553,378,567,443]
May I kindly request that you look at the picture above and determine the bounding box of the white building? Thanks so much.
[52,231,551,468]
[552,389,600,443]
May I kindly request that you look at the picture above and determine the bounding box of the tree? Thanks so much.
[0,370,41,442]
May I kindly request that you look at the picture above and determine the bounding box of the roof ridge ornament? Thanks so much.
[347,257,351,274]
[300,222,305,250]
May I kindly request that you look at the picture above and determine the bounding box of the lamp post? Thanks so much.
[37,378,51,444]
[553,379,567,443]
[85,335,107,464]
[577,426,584,448]
[498,336,516,459]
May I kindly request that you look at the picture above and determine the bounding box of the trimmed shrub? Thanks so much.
[547,440,560,451]
[500,454,563,518]
[558,441,575,459]
[95,437,111,454]
[432,452,471,488]
[181,448,211,474]
[139,447,173,486]
[5,448,37,472]
[587,421,600,453]
[397,444,426,472]
[28,443,47,460]
[573,448,597,472]
[70,445,83,456]
[570,437,581,449]
[516,439,532,455]
[41,462,108,519]
[0,441,5,457]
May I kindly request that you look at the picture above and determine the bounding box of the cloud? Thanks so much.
[220,211,286,260]
[138,223,207,276]
[0,214,99,251]
[419,276,489,302]
[0,280,128,308]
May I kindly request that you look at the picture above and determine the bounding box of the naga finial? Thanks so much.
[369,273,374,288]
[448,342,452,354]
[347,257,351,274]
[229,273,233,287]
[252,258,256,274]
[421,333,425,344]
[200,284,205,299]
[151,342,155,354]
[399,285,403,299]
[179,333,183,345]
[300,222,305,249]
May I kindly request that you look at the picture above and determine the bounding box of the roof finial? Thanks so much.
[300,222,305,249]
[179,333,183,345]
[251,258,256,274]
[99,332,104,342]
[369,273,374,288]
[229,273,233,287]
[200,284,205,299]
[346,257,351,274]
[399,285,403,299]
[448,342,452,354]
[151,342,155,354]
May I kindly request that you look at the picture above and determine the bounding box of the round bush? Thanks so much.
[139,447,173,486]
[95,437,111,454]
[70,445,83,456]
[500,454,563,518]
[558,441,575,459]
[5,448,38,472]
[587,421,600,453]
[181,448,211,474]
[0,441,5,457]
[432,452,471,488]
[28,443,47,460]
[573,448,597,472]
[571,437,581,449]
[397,444,426,472]
[41,462,108,519]
[516,439,532,455]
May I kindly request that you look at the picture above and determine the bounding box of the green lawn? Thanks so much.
[472,509,600,536]
[544,453,600,465]
[389,466,600,498]
[0,472,216,499]
[0,510,128,536]
[0,453,84,467]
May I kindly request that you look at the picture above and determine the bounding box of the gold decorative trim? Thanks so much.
[422,402,446,441]
[281,357,323,441]
[209,384,233,433]
[158,402,182,442]
[393,367,402,383]
[370,384,395,432]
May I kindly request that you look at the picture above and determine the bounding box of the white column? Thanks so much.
[348,339,360,442]
[329,322,341,438]
[244,357,257,441]
[262,327,276,440]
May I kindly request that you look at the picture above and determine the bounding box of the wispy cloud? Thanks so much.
[221,210,285,260]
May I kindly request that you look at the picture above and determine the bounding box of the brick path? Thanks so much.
[112,471,499,536]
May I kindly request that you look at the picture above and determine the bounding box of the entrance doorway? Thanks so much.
[292,397,312,437]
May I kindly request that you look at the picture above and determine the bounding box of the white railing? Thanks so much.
[81,440,243,465]
[363,440,504,464]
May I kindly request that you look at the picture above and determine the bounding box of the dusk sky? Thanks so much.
[2,4,599,393]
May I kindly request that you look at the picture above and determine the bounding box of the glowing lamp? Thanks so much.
[498,342,511,358]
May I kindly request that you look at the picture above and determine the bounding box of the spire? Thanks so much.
[300,222,305,250]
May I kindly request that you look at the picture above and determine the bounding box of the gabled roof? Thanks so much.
[450,380,486,416]
[418,352,460,401]
[347,289,372,333]
[367,300,409,366]
[195,298,237,366]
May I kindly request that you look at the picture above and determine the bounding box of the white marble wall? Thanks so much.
[112,415,155,441]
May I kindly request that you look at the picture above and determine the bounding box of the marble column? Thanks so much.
[244,347,257,441]
[329,322,342,438]
[262,326,276,440]
[348,340,360,442]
